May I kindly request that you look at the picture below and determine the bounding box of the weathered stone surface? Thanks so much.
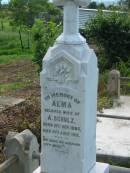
[96,163,109,173]
[4,129,39,173]
[40,42,98,173]
[0,96,25,112]
[33,163,109,173]
[107,70,120,98]
[40,0,108,173]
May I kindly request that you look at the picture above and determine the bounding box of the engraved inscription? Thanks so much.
[43,90,81,152]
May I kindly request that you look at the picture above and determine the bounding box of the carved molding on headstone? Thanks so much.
[54,60,72,82]
[43,50,81,83]
[47,58,72,83]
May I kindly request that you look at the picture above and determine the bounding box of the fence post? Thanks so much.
[4,129,39,173]
[107,70,120,98]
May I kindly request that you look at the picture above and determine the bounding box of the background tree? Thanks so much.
[0,0,2,8]
[88,1,97,9]
[32,19,61,71]
[9,0,61,27]
[119,0,130,10]
[97,2,106,9]
[9,0,61,50]
[107,4,121,10]
[9,0,48,27]
[0,2,4,31]
[83,12,130,71]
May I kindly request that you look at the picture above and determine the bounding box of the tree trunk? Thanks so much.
[19,27,24,50]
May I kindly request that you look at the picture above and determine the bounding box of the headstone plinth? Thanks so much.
[40,1,109,173]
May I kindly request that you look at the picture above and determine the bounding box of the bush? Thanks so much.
[83,11,130,70]
[32,19,62,71]
[116,60,130,76]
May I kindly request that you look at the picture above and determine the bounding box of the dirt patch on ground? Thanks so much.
[0,60,40,97]
[0,60,41,163]
[0,97,41,163]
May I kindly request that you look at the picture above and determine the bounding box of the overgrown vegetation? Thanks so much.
[32,19,62,70]
[80,10,130,102]
[0,22,33,64]
[9,0,61,27]
[0,5,35,62]
[83,11,130,73]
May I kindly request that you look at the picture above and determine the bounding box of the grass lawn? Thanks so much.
[0,19,34,65]
[0,19,36,94]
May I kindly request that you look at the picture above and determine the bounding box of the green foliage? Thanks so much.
[107,4,122,10]
[125,0,130,8]
[0,8,6,31]
[98,96,113,112]
[0,82,26,93]
[40,3,62,24]
[116,60,130,76]
[98,71,113,112]
[0,54,33,64]
[84,11,130,70]
[9,0,61,28]
[88,1,97,9]
[9,0,62,51]
[9,0,48,27]
[87,1,106,9]
[119,0,130,10]
[0,20,33,65]
[97,3,106,9]
[98,70,109,95]
[32,19,62,71]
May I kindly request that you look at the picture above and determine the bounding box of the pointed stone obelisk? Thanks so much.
[39,1,109,173]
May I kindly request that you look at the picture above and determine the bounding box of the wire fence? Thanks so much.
[120,76,130,95]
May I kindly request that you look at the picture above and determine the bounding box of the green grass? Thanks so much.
[0,19,35,93]
[0,82,25,92]
[0,54,33,64]
[0,79,33,93]
[0,19,34,65]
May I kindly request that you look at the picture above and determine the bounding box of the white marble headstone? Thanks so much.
[40,0,100,173]
[41,42,98,173]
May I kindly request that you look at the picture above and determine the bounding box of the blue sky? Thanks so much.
[1,0,119,5]
[2,0,9,4]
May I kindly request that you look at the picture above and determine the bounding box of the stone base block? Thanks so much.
[32,163,109,173]
[96,162,109,173]
[33,166,41,173]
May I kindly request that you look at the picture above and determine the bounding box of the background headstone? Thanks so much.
[107,70,120,98]
[4,129,39,173]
